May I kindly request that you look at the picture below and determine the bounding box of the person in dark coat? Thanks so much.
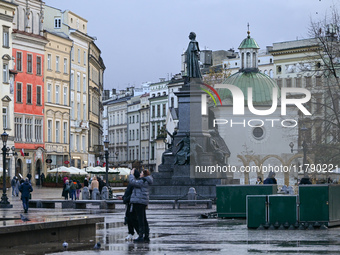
[76,180,81,200]
[129,168,153,243]
[62,180,70,200]
[263,171,277,184]
[19,178,33,213]
[119,170,140,241]
[11,176,16,196]
[40,173,45,186]
[69,179,76,200]
[84,177,89,187]
[14,177,20,196]
[26,172,32,183]
[299,176,312,185]
[98,177,104,193]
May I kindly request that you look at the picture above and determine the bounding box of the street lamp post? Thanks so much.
[0,131,13,208]
[289,126,309,181]
[104,140,109,187]
[300,126,308,177]
[115,151,118,166]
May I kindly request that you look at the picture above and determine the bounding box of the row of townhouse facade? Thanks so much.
[0,0,105,184]
[103,78,172,172]
[103,74,185,172]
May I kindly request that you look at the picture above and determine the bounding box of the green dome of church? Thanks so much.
[218,71,280,105]
[238,35,260,49]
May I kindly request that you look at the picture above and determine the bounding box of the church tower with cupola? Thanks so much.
[239,24,260,71]
[212,27,298,186]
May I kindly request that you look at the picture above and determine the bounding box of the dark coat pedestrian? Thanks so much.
[299,177,312,185]
[40,173,45,186]
[84,178,89,187]
[69,180,77,200]
[263,172,277,184]
[98,177,104,193]
[11,177,16,196]
[14,178,20,196]
[19,178,33,213]
[122,170,140,239]
[76,180,81,200]
[26,173,32,182]
[129,169,153,242]
[62,180,70,200]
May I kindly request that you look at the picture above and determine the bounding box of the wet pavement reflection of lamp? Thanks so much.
[0,131,13,208]
[104,140,109,186]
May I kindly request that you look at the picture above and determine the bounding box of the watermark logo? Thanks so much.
[200,83,312,117]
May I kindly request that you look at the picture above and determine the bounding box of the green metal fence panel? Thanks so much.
[217,185,277,218]
[299,185,329,223]
[328,185,340,226]
[246,195,267,229]
[268,195,297,226]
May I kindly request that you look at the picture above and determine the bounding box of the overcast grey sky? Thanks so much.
[44,0,337,90]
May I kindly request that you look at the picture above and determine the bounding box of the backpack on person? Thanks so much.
[65,183,70,191]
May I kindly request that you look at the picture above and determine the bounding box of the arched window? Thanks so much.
[252,52,256,68]
[246,52,251,68]
[241,53,244,69]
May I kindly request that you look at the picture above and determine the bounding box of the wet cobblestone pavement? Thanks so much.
[1,187,340,254]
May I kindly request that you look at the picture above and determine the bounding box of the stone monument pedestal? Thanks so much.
[149,82,223,200]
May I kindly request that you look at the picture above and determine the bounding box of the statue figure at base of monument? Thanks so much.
[174,133,191,165]
[161,129,177,165]
[174,134,204,165]
[208,129,230,165]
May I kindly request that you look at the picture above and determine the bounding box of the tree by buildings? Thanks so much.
[305,6,340,165]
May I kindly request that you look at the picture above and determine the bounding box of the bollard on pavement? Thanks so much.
[188,187,197,206]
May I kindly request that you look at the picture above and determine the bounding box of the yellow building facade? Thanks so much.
[88,41,105,167]
[67,11,93,169]
[43,31,73,172]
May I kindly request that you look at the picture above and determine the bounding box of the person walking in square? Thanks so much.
[129,168,153,243]
[40,173,45,187]
[263,171,277,184]
[14,177,20,196]
[19,178,33,213]
[26,172,32,183]
[11,176,16,196]
[69,179,77,200]
[62,180,70,200]
[76,180,82,200]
